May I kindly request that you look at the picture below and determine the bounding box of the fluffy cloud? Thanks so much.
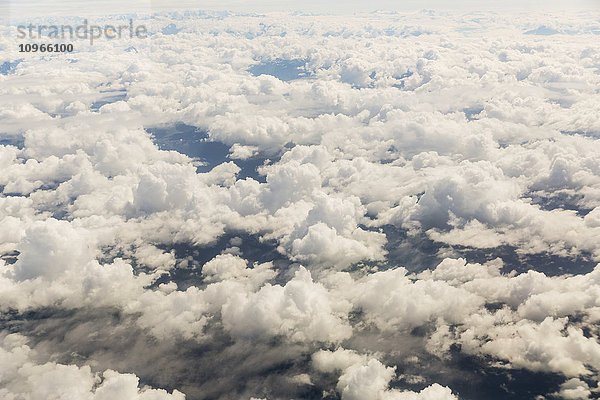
[222,266,352,342]
[313,349,457,400]
[0,333,185,400]
[554,378,593,400]
[340,266,484,331]
[126,255,351,343]
[0,219,154,311]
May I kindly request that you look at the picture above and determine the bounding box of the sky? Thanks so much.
[0,0,598,18]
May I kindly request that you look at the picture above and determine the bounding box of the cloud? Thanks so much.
[222,266,352,342]
[0,333,185,400]
[554,378,593,400]
[312,349,457,400]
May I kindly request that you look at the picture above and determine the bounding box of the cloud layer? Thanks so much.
[1,8,600,400]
